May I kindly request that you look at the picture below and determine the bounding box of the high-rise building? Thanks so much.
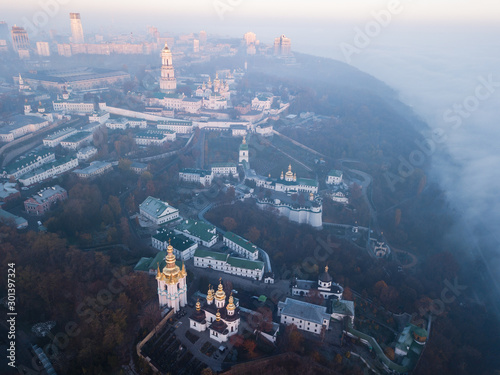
[11,26,30,51]
[0,22,9,41]
[159,42,176,93]
[69,13,84,43]
[36,42,50,57]
[274,34,291,56]
[244,32,256,46]
[193,39,199,53]
[199,30,207,45]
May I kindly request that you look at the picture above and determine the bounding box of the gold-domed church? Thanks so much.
[189,280,240,343]
[156,240,187,313]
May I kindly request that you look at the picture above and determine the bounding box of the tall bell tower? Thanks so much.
[160,42,177,93]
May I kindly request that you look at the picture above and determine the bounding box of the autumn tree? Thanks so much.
[222,217,237,231]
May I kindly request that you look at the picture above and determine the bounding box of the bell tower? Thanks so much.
[239,136,249,164]
[160,42,177,93]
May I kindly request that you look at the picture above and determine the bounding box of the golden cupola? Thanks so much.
[206,285,214,303]
[196,299,201,311]
[215,279,226,301]
[226,293,236,311]
[285,164,294,181]
[156,240,181,285]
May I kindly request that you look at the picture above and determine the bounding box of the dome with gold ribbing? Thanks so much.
[215,279,226,301]
[226,293,236,311]
[206,284,214,303]
[156,240,183,284]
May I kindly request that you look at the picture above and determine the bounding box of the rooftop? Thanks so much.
[278,298,330,326]
[224,232,258,254]
[330,300,355,317]
[25,185,66,205]
[153,229,196,251]
[176,219,217,243]
[4,150,54,175]
[73,161,111,176]
[61,131,92,143]
[194,248,228,262]
[212,162,237,168]
[328,170,343,178]
[179,168,211,177]
[44,127,76,141]
[139,196,178,219]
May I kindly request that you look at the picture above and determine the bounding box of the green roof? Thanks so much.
[328,170,342,177]
[62,131,92,143]
[227,256,264,270]
[146,251,182,271]
[176,219,217,243]
[134,257,152,272]
[194,248,228,261]
[153,229,195,251]
[212,162,237,168]
[224,232,258,254]
[5,150,54,174]
[330,299,355,317]
[239,144,249,150]
[296,178,318,187]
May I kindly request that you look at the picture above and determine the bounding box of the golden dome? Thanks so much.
[158,239,182,284]
[325,265,329,273]
[206,285,214,302]
[226,294,235,311]
[242,136,246,144]
[285,164,293,178]
[215,279,226,300]
[196,299,201,311]
[216,310,221,321]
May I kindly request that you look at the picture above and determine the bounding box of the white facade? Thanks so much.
[43,127,77,147]
[223,232,259,261]
[139,196,179,225]
[157,120,193,134]
[211,163,237,177]
[89,111,110,124]
[52,101,95,114]
[330,191,349,204]
[0,116,50,142]
[326,170,343,185]
[76,146,97,161]
[4,152,55,179]
[60,132,93,150]
[134,130,176,146]
[255,124,273,136]
[278,298,330,334]
[179,168,213,186]
[73,161,112,179]
[19,157,78,186]
[256,198,323,228]
[252,96,273,111]
[194,249,264,280]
